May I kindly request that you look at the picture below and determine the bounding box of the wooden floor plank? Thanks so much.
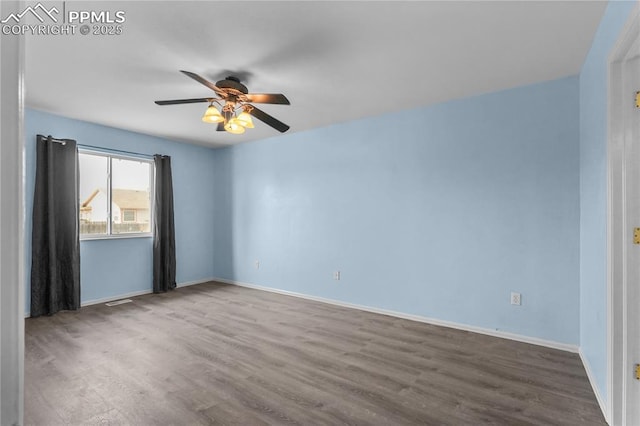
[25,281,605,425]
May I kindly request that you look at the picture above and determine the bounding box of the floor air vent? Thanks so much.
[105,299,133,307]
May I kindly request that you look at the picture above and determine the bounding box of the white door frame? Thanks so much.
[0,1,25,424]
[608,3,640,425]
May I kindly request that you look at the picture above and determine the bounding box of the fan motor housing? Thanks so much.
[216,76,248,94]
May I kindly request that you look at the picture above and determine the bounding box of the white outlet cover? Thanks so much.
[510,292,521,306]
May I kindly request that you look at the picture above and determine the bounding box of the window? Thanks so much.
[122,209,136,222]
[79,150,153,238]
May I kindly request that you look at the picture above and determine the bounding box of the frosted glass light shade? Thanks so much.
[235,111,254,128]
[202,105,224,123]
[224,118,246,134]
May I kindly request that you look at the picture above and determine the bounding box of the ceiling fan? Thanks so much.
[155,70,290,135]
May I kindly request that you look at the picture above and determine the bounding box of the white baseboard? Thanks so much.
[176,278,216,288]
[25,277,217,317]
[579,348,609,424]
[213,277,580,354]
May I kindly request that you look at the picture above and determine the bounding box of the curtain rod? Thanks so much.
[40,135,156,159]
[42,135,69,145]
[77,144,154,159]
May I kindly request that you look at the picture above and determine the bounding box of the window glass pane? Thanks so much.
[111,158,151,234]
[79,153,109,236]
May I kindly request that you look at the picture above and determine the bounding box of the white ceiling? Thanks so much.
[25,1,607,148]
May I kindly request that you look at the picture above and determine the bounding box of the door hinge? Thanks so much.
[633,228,640,244]
[635,91,640,108]
[635,364,640,380]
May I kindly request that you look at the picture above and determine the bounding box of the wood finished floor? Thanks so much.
[25,281,605,425]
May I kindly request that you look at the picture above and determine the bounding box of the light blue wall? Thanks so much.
[579,0,636,401]
[213,76,581,345]
[25,109,216,312]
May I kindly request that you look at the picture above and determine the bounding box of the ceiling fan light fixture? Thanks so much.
[224,118,246,134]
[202,104,224,123]
[235,111,254,129]
[157,71,290,135]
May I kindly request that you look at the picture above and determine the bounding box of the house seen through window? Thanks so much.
[79,151,153,237]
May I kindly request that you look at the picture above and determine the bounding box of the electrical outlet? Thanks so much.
[333,271,340,280]
[511,292,521,306]
[254,260,260,269]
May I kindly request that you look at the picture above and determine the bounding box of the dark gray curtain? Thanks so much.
[153,154,176,293]
[31,135,81,317]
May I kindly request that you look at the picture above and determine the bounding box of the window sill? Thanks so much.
[80,233,153,241]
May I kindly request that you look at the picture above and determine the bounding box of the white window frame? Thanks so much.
[79,149,154,240]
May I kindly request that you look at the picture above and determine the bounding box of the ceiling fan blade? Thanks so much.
[248,105,290,133]
[180,70,227,97]
[155,98,212,105]
[245,93,290,105]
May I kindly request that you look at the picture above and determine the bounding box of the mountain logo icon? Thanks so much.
[1,3,59,24]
